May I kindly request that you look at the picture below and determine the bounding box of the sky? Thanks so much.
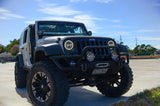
[0,0,160,49]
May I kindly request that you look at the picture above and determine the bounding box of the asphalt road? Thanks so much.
[0,59,160,106]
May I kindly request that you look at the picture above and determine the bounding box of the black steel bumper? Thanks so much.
[49,46,129,71]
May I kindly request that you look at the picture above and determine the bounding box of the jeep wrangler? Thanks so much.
[15,21,133,106]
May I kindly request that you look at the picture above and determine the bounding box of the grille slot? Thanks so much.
[76,40,108,56]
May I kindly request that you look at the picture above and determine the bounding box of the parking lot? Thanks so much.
[0,59,160,106]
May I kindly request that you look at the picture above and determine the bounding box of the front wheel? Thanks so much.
[96,64,133,97]
[27,61,69,106]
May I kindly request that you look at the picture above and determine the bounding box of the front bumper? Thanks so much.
[49,45,129,71]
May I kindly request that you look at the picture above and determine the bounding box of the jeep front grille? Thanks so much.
[76,40,108,55]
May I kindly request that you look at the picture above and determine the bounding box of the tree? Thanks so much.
[126,45,132,53]
[133,45,140,54]
[133,44,157,55]
[10,44,19,56]
[0,45,3,53]
[0,44,5,53]
[3,39,20,55]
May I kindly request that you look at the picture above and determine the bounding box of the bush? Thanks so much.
[10,44,19,56]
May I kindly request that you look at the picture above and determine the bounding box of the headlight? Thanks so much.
[86,51,95,62]
[108,40,115,46]
[64,40,74,51]
[111,50,119,60]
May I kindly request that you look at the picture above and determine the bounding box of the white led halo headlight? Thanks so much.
[108,40,115,46]
[64,40,74,51]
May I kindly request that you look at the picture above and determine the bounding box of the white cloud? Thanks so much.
[111,25,131,28]
[110,19,120,23]
[44,15,103,31]
[36,0,81,16]
[24,15,104,33]
[3,13,24,18]
[104,19,120,23]
[155,45,160,49]
[35,0,42,2]
[108,31,130,37]
[69,0,113,3]
[24,21,35,24]
[0,8,9,13]
[136,29,160,33]
[38,6,81,16]
[38,2,57,8]
[0,8,25,20]
[39,3,57,8]
[35,1,104,31]
[74,15,104,20]
[96,0,113,3]
[138,36,160,41]
[70,0,88,2]
[33,0,117,32]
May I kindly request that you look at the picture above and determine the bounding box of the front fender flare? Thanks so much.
[117,44,128,53]
[34,44,64,56]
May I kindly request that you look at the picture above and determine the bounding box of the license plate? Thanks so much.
[92,68,108,75]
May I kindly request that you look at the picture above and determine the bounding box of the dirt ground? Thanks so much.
[0,59,160,106]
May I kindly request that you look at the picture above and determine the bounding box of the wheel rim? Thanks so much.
[31,72,51,102]
[107,72,121,88]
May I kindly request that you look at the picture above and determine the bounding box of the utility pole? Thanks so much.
[120,35,123,44]
[135,36,137,47]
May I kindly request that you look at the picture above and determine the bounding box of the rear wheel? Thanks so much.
[15,60,27,88]
[27,61,69,106]
[96,64,133,97]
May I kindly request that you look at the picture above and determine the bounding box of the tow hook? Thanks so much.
[95,63,109,68]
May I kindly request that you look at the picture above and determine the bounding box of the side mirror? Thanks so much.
[38,30,43,38]
[87,31,92,36]
[29,25,32,28]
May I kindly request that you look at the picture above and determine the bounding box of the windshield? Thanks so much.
[38,21,88,36]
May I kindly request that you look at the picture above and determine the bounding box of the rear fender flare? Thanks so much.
[16,53,24,67]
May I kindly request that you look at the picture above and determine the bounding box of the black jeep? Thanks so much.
[15,21,133,106]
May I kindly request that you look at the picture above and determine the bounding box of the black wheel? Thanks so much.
[15,60,27,88]
[27,61,69,106]
[96,64,133,97]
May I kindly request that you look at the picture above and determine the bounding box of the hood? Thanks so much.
[37,35,115,46]
[44,35,114,42]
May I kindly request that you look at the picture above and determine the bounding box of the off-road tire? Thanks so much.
[27,61,69,106]
[96,64,133,97]
[15,60,27,88]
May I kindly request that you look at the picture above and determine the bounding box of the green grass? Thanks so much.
[112,87,160,106]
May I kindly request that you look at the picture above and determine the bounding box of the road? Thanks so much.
[0,59,160,106]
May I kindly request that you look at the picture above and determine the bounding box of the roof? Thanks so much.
[35,20,84,24]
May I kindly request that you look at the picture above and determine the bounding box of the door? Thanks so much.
[21,28,32,68]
